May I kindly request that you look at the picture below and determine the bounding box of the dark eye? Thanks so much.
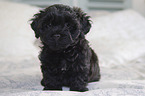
[48,23,52,27]
[41,23,52,30]
[42,23,52,27]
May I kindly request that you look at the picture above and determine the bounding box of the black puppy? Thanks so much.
[31,4,100,92]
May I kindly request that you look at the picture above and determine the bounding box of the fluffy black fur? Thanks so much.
[31,4,100,92]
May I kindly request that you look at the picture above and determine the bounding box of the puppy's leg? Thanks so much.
[41,65,62,91]
[88,49,101,82]
[68,62,89,92]
[69,69,89,92]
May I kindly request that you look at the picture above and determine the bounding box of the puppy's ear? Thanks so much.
[31,19,40,38]
[73,7,91,35]
[30,10,45,38]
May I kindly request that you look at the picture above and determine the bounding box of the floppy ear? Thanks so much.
[30,10,46,38]
[73,7,91,35]
[31,19,40,38]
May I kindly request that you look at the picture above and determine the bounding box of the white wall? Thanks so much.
[131,0,145,16]
[1,0,145,16]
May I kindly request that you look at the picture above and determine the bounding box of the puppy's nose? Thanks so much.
[53,34,61,41]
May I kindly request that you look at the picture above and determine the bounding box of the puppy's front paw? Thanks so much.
[43,86,62,91]
[70,87,88,92]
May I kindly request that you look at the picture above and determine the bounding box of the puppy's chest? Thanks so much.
[50,49,79,72]
[63,47,79,63]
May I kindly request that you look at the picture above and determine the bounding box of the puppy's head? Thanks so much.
[31,4,91,51]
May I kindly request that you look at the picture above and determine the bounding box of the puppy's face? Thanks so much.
[31,4,91,51]
[39,11,80,50]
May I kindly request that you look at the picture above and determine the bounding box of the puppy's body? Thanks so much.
[31,4,100,92]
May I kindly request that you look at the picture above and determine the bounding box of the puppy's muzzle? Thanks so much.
[53,34,61,41]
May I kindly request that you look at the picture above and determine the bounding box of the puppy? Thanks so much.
[31,4,100,92]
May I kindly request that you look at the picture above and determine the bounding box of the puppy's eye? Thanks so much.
[47,23,52,27]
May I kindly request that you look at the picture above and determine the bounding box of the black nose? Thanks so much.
[53,34,61,41]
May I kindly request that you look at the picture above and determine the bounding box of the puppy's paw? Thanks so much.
[70,87,88,92]
[43,86,62,91]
